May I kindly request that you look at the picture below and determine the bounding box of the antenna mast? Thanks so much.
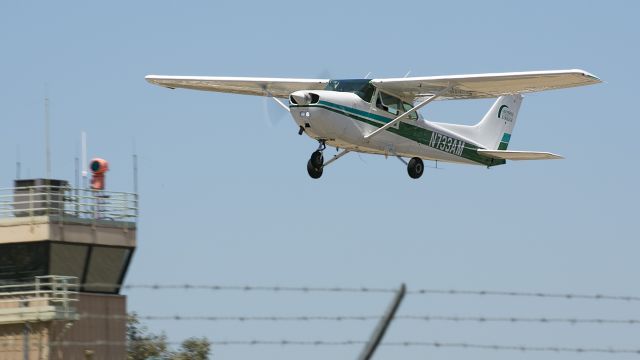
[132,139,138,194]
[81,131,88,189]
[44,93,51,179]
[16,145,21,180]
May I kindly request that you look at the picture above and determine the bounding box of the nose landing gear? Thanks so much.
[307,159,323,179]
[307,141,326,179]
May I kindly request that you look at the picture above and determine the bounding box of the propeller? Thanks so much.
[262,94,289,127]
[261,69,332,127]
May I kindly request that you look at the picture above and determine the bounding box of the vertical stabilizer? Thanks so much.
[433,95,523,150]
[475,94,522,150]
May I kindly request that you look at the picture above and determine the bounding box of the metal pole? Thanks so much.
[357,283,406,360]
[16,145,21,180]
[23,322,31,360]
[133,153,138,195]
[133,140,139,219]
[81,131,87,189]
[75,157,80,216]
[44,95,51,179]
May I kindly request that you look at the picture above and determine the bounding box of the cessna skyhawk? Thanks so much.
[146,69,600,179]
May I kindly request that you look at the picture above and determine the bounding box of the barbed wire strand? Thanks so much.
[410,289,640,302]
[120,284,395,293]
[95,283,640,302]
[2,340,636,355]
[80,313,640,325]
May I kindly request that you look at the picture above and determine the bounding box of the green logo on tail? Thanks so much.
[498,105,514,122]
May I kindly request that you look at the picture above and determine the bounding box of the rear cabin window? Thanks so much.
[324,79,375,102]
[376,92,417,120]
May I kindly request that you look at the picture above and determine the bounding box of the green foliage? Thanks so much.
[126,313,212,360]
[170,337,212,360]
[127,312,169,360]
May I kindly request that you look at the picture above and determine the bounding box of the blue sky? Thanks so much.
[1,1,639,359]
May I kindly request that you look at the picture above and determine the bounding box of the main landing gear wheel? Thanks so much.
[307,159,323,179]
[407,157,424,179]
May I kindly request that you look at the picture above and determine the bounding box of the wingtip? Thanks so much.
[145,75,159,83]
[572,69,602,83]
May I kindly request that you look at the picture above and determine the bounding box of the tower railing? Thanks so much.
[0,276,79,323]
[0,185,138,222]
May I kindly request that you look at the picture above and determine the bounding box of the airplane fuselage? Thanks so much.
[289,90,501,167]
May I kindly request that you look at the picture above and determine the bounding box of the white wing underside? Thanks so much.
[145,69,600,101]
[374,69,600,101]
[477,150,563,160]
[145,75,329,98]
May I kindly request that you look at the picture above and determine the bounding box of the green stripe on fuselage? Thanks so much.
[291,101,504,167]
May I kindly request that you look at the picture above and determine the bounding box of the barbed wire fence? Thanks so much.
[115,283,640,302]
[5,282,639,356]
[81,313,640,325]
[0,339,638,355]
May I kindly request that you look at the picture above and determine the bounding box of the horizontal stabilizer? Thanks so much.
[477,149,563,160]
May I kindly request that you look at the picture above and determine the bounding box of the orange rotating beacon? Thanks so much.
[90,158,109,190]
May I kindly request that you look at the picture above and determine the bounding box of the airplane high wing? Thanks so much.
[371,69,601,101]
[146,70,600,101]
[145,75,329,98]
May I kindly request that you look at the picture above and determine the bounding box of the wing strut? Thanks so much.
[357,283,406,360]
[264,89,290,112]
[270,97,290,112]
[364,87,450,140]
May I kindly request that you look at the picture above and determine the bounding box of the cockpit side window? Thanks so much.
[378,92,400,115]
[375,92,418,120]
[402,101,418,120]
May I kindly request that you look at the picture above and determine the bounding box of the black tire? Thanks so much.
[407,157,424,179]
[307,159,323,179]
[310,150,324,168]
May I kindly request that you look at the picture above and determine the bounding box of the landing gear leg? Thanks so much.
[407,157,424,179]
[307,140,326,179]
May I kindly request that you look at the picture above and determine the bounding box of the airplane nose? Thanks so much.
[290,91,319,105]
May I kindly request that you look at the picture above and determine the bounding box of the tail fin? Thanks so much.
[434,95,523,150]
[475,94,522,150]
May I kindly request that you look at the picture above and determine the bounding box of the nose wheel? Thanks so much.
[407,157,424,179]
[307,159,323,179]
[310,150,324,168]
[307,141,326,179]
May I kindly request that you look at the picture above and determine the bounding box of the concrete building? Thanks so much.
[0,179,137,360]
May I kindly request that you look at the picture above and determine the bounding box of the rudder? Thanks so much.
[475,94,523,150]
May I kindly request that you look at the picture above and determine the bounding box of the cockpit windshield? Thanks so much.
[324,79,375,102]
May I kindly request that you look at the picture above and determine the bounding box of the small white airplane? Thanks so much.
[146,69,600,179]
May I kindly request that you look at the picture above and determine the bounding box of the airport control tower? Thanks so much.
[0,165,137,359]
